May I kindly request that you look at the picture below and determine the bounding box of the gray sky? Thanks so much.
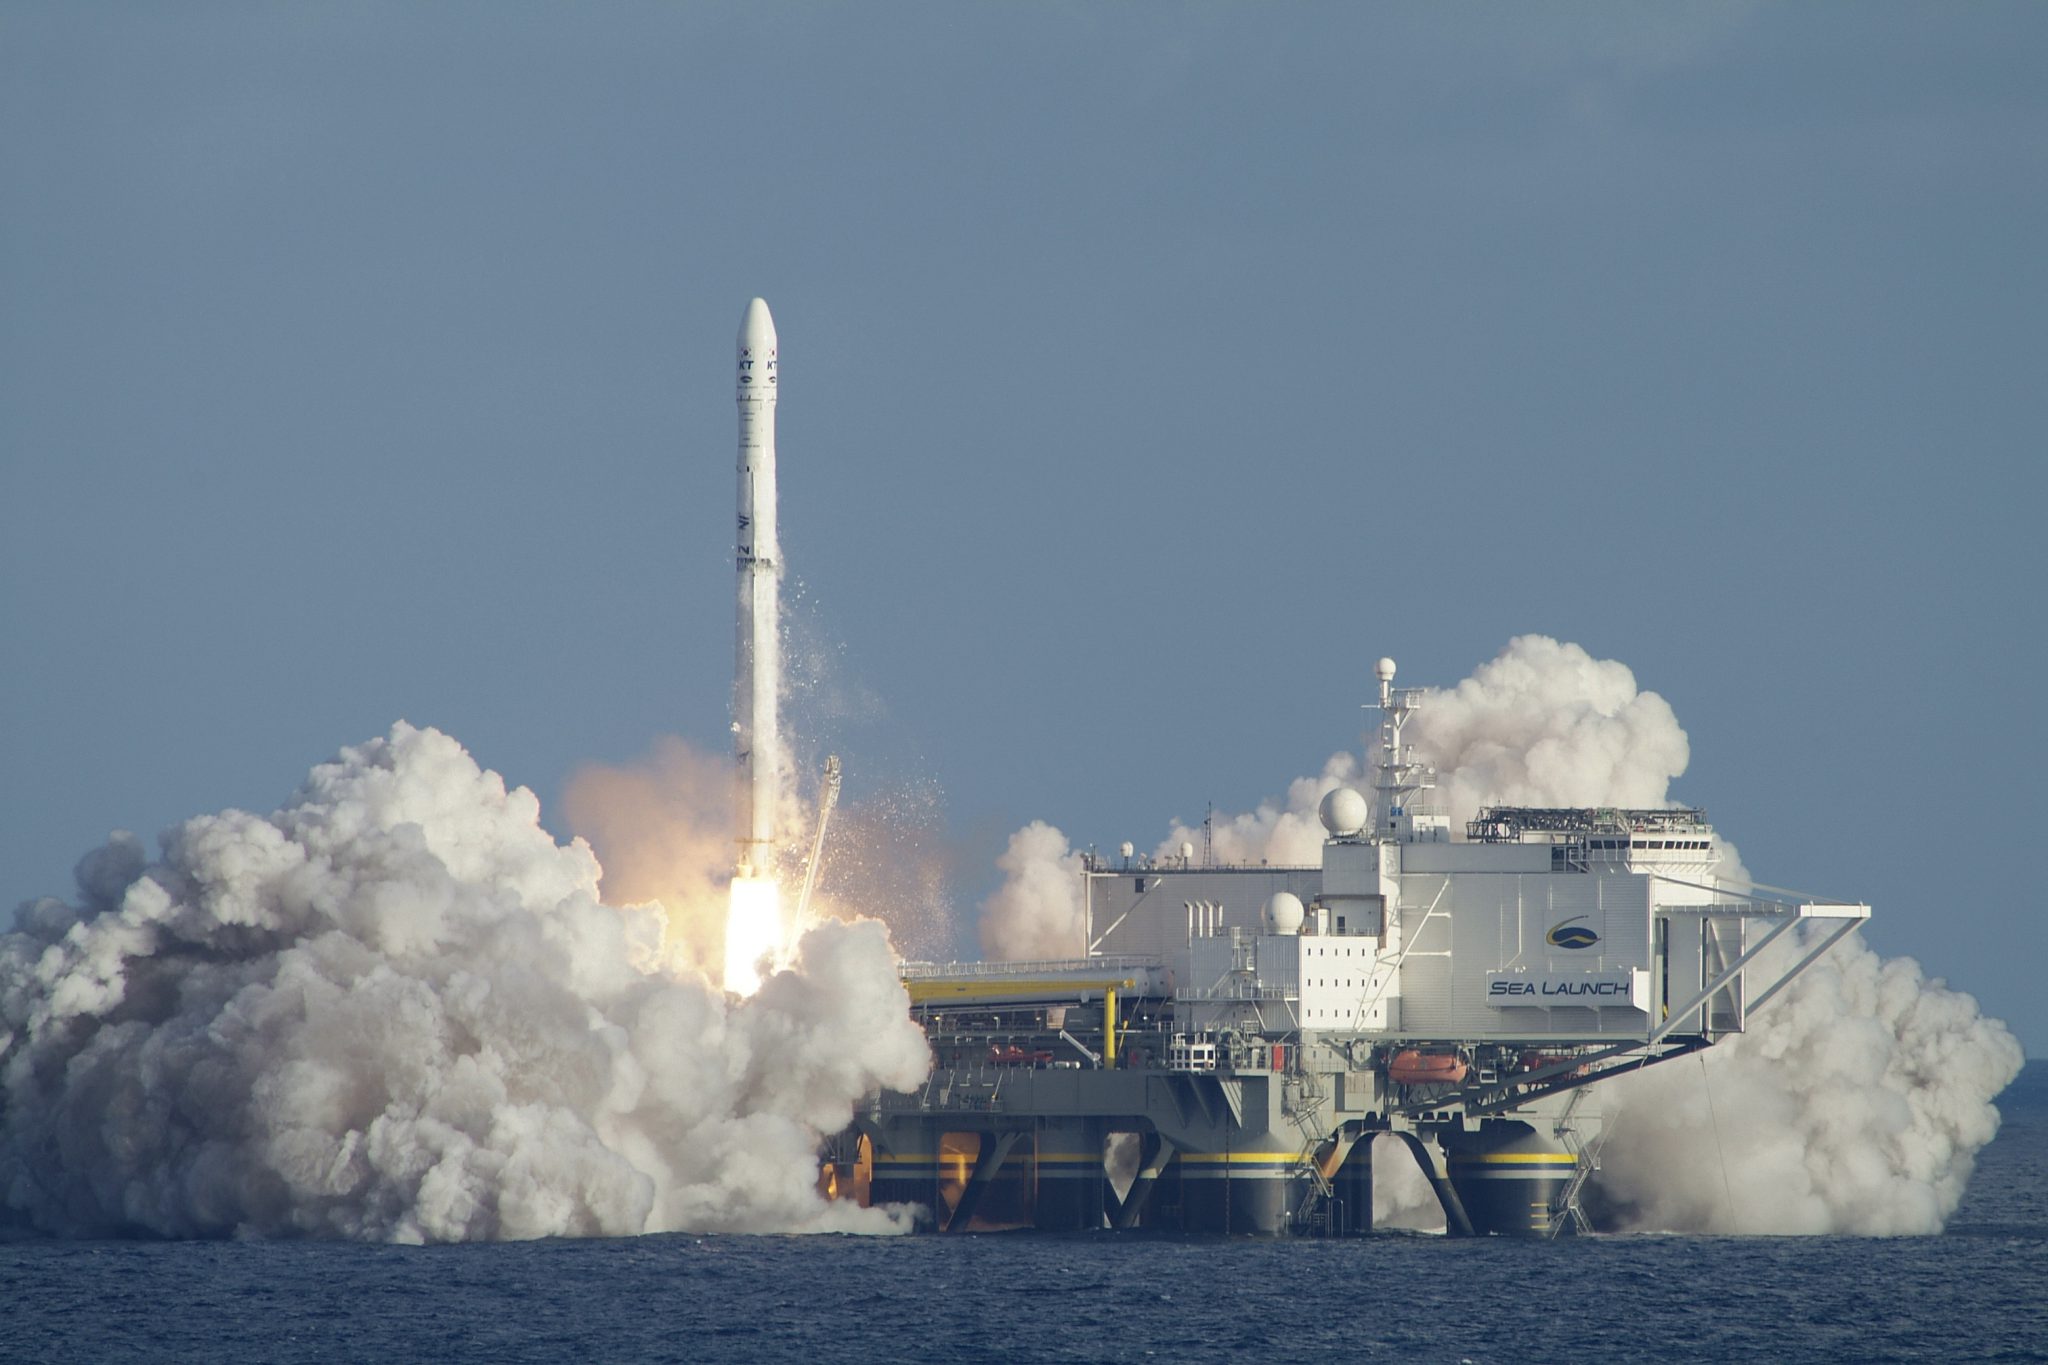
[4,2,2043,1050]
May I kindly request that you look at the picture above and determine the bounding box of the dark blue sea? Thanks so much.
[6,1063,2043,1364]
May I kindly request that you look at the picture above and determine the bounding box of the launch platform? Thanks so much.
[825,658,1869,1236]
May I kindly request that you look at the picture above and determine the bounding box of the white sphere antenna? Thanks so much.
[1319,787,1369,837]
[1263,892,1305,935]
[1374,656,1399,712]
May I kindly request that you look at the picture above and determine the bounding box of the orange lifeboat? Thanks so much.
[1389,1050,1468,1086]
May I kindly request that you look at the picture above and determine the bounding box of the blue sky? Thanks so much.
[4,3,2043,1050]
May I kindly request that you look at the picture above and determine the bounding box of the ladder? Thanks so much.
[1286,1072,1335,1236]
[1548,1087,1603,1238]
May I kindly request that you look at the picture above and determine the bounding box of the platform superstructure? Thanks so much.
[825,658,1870,1235]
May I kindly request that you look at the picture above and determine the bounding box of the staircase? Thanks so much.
[1286,1071,1335,1236]
[1548,1087,1604,1238]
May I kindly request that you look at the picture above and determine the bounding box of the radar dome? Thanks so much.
[1319,787,1369,837]
[1263,892,1305,935]
[1376,657,1397,683]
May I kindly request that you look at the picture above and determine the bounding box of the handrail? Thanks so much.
[899,955,1155,979]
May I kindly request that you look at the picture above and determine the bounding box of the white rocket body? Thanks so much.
[735,297,780,876]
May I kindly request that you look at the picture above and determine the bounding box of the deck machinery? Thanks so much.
[826,659,1870,1236]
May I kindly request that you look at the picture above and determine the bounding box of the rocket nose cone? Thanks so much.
[738,297,777,349]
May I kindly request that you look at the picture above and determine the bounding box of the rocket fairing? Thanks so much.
[735,297,780,877]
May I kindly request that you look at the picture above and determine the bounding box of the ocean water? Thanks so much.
[5,1064,2042,1364]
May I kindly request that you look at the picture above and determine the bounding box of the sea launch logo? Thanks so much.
[1546,916,1600,950]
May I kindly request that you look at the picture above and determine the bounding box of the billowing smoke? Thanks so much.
[1591,935,2023,1234]
[972,757,1362,960]
[1371,1134,1452,1229]
[1158,753,1363,868]
[1408,635,1691,820]
[0,725,931,1241]
[978,633,2024,1233]
[979,821,1087,961]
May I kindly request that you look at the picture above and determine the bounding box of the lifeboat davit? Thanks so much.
[1389,1050,1468,1086]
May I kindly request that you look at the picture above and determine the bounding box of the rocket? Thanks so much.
[734,297,780,878]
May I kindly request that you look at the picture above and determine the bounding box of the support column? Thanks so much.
[1328,1133,1373,1237]
[1443,1120,1575,1237]
[1391,1130,1475,1237]
[1033,1118,1106,1231]
[866,1123,941,1230]
[1179,1140,1295,1234]
[818,1128,864,1205]
[1110,1133,1175,1230]
[947,1131,1024,1232]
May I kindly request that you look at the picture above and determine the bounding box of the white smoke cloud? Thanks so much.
[1593,933,2024,1234]
[1371,1135,1449,1231]
[1156,752,1361,867]
[972,753,1360,964]
[977,633,2024,1234]
[978,821,1086,961]
[1408,634,1691,824]
[0,724,931,1242]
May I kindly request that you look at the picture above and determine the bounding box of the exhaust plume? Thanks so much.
[1591,934,2023,1233]
[565,737,957,967]
[979,821,1087,961]
[1159,753,1363,868]
[558,735,738,978]
[0,724,931,1241]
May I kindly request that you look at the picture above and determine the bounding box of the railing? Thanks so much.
[1287,1071,1334,1236]
[1080,855,1319,873]
[1174,983,1297,1002]
[1548,1087,1602,1239]
[899,955,1155,980]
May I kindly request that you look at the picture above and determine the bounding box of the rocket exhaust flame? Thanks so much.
[725,875,785,997]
